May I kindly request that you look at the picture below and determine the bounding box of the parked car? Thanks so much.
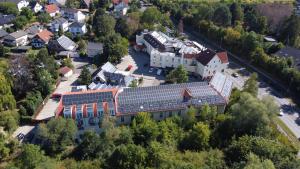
[157,69,162,75]
[51,93,61,99]
[232,73,239,77]
[126,65,133,71]
[149,67,154,73]
[279,109,284,116]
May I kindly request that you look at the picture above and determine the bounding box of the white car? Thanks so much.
[279,109,284,116]
[149,68,154,73]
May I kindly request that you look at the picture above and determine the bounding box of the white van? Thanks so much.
[157,69,162,75]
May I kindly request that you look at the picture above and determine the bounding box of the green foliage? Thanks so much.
[279,15,300,48]
[0,43,10,57]
[16,144,48,169]
[244,8,268,34]
[93,11,116,37]
[20,7,33,20]
[0,110,19,133]
[213,5,232,26]
[20,91,43,116]
[0,73,16,111]
[13,16,28,29]
[243,73,258,97]
[242,153,275,169]
[35,48,58,79]
[37,13,51,24]
[166,65,188,84]
[35,69,54,97]
[78,66,92,85]
[0,2,18,15]
[66,0,80,8]
[78,39,87,56]
[61,58,74,69]
[230,2,243,25]
[141,7,162,25]
[36,117,77,155]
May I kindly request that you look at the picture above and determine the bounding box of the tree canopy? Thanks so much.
[166,65,188,84]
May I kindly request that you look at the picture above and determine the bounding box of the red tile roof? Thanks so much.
[36,29,53,43]
[59,66,72,75]
[217,52,228,64]
[45,4,59,14]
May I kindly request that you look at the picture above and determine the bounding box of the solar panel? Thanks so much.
[62,91,114,105]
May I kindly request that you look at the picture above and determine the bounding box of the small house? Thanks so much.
[51,17,68,32]
[69,22,87,36]
[48,35,77,52]
[61,8,86,23]
[3,31,28,46]
[30,1,43,13]
[45,4,60,17]
[0,14,15,29]
[31,29,54,48]
[59,66,73,77]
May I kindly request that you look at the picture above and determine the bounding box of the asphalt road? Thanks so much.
[183,26,300,139]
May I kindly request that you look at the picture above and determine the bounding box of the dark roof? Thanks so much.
[0,0,23,3]
[88,42,103,50]
[117,82,226,114]
[144,33,165,51]
[0,14,15,26]
[69,22,84,28]
[275,46,300,70]
[25,25,42,35]
[196,49,216,66]
[52,17,67,24]
[0,29,8,38]
[5,31,27,40]
[62,8,79,13]
[62,90,114,105]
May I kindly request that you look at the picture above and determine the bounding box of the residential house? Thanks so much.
[61,8,86,23]
[10,0,29,11]
[25,24,43,39]
[48,0,66,6]
[69,22,87,36]
[135,30,229,79]
[30,1,43,13]
[48,35,77,52]
[0,14,15,29]
[87,42,103,58]
[51,17,68,32]
[59,66,73,77]
[45,4,60,17]
[55,72,233,128]
[3,30,28,46]
[113,0,129,16]
[0,29,8,41]
[31,29,53,48]
[275,46,300,70]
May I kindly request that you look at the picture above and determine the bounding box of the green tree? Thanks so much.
[35,48,58,79]
[61,58,74,69]
[0,135,11,160]
[16,144,48,169]
[75,131,102,160]
[98,0,110,9]
[66,0,80,8]
[243,73,258,97]
[78,66,92,85]
[93,12,116,37]
[230,3,243,25]
[180,122,211,151]
[183,106,197,130]
[35,69,54,97]
[213,5,232,26]
[0,73,16,111]
[0,44,10,57]
[0,2,18,15]
[242,32,260,55]
[279,15,300,48]
[37,13,51,24]
[13,16,28,29]
[20,7,33,20]
[78,39,87,57]
[20,91,43,116]
[0,110,19,133]
[141,7,162,25]
[199,104,217,124]
[166,65,188,84]
[107,144,148,169]
[102,33,128,64]
[36,117,77,154]
[243,153,275,169]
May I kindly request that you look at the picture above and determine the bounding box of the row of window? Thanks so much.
[120,111,182,122]
[64,109,114,119]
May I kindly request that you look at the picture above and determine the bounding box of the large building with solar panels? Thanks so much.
[135,30,229,79]
[55,72,233,128]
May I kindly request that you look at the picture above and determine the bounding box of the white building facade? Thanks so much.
[135,31,229,79]
[17,0,29,11]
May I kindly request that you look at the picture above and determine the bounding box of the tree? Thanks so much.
[229,92,272,136]
[213,5,232,26]
[61,58,74,69]
[243,73,258,97]
[0,135,11,160]
[0,110,19,133]
[35,69,54,97]
[98,0,110,9]
[199,104,217,124]
[0,44,10,57]
[36,117,77,154]
[244,9,267,34]
[224,27,241,46]
[20,91,43,116]
[78,66,92,85]
[183,106,197,130]
[279,15,300,48]
[230,3,243,25]
[0,73,16,111]
[20,7,33,20]
[0,2,18,15]
[78,39,87,57]
[37,13,51,24]
[35,48,58,79]
[179,122,211,151]
[13,16,28,29]
[243,153,275,169]
[107,144,148,169]
[102,34,129,64]
[66,0,80,8]
[141,7,162,25]
[75,131,102,160]
[16,144,48,169]
[131,112,159,146]
[93,12,116,37]
[242,32,260,55]
[166,65,188,84]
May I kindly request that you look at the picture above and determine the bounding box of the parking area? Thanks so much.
[116,48,165,87]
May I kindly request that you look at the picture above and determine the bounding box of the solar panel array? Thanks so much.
[117,82,226,114]
[62,91,113,105]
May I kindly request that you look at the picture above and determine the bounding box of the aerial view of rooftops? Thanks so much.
[1,0,300,168]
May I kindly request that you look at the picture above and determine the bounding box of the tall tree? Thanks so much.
[35,69,54,97]
[16,144,48,169]
[279,15,300,48]
[166,65,188,84]
[230,3,244,25]
[0,73,16,111]
[243,73,258,97]
[213,5,232,26]
[141,7,162,25]
[93,12,116,37]
[78,66,92,85]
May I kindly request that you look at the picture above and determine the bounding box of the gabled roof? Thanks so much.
[0,13,15,26]
[25,25,42,35]
[35,29,53,43]
[196,49,216,66]
[52,17,67,24]
[62,7,79,14]
[0,29,8,38]
[88,42,103,50]
[101,62,117,73]
[69,22,85,28]
[217,51,228,64]
[56,35,77,51]
[45,4,59,13]
[5,31,27,40]
[59,66,72,75]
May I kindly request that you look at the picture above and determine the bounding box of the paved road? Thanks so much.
[184,26,300,139]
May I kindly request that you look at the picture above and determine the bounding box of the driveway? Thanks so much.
[116,48,164,87]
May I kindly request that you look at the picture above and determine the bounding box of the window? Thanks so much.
[98,110,103,117]
[160,112,163,118]
[168,112,172,117]
[121,116,124,122]
[76,112,82,119]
